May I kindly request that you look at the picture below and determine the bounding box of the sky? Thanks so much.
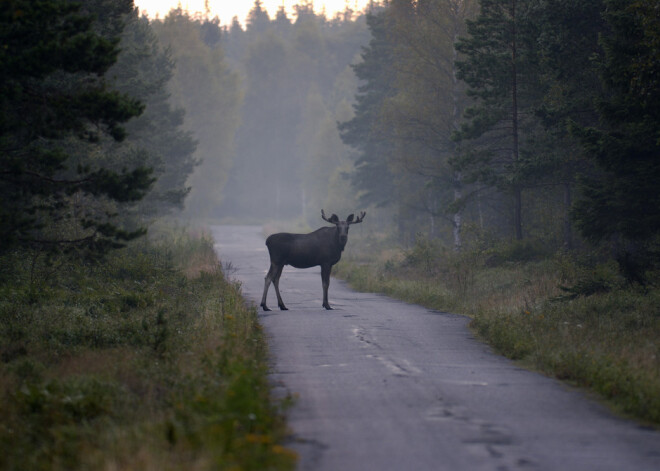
[134,1,371,25]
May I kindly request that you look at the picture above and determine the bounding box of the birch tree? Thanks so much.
[385,0,477,249]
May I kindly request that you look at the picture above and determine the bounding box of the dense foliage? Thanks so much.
[571,0,660,281]
[1,1,138,253]
[112,10,199,218]
[0,0,202,254]
[151,9,241,219]
[337,0,660,279]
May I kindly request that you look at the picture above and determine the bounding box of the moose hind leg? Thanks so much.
[321,264,332,310]
[272,264,288,310]
[261,263,276,311]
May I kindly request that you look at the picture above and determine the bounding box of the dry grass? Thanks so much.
[0,232,296,471]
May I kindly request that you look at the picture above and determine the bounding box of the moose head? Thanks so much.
[321,209,366,249]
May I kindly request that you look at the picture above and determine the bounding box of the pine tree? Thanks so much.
[0,0,153,253]
[533,0,605,248]
[246,0,270,34]
[454,0,541,240]
[216,5,369,220]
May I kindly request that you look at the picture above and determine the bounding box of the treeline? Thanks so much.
[341,0,660,282]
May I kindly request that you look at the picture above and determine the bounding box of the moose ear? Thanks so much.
[329,214,339,224]
[346,214,355,223]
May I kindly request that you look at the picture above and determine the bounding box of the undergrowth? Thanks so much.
[334,234,660,426]
[0,231,296,471]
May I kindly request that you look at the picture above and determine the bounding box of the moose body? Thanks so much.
[260,210,365,311]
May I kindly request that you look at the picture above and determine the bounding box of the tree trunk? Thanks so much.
[514,187,523,240]
[511,0,523,240]
[451,32,464,251]
[453,208,463,252]
[477,188,484,229]
[453,172,463,251]
[563,182,573,249]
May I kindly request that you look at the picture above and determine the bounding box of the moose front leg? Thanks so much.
[321,264,332,310]
[260,263,276,311]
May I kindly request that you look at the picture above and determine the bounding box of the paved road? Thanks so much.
[211,225,660,471]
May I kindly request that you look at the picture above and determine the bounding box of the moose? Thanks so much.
[260,210,366,311]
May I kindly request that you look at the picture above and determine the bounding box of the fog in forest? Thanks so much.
[147,2,374,230]
[6,0,659,262]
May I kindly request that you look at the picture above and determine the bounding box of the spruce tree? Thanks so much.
[338,11,397,208]
[110,10,198,218]
[0,0,153,253]
[571,0,660,281]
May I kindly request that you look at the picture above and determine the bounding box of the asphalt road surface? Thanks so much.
[211,225,660,471]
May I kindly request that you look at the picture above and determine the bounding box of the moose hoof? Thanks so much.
[279,305,288,311]
[261,304,271,312]
[323,305,333,310]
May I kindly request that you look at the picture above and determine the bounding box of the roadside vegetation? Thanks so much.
[0,231,297,471]
[335,233,660,426]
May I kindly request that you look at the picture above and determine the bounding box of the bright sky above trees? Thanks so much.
[134,0,371,25]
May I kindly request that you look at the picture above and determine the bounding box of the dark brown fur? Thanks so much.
[260,210,365,310]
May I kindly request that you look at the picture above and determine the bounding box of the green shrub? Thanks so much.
[484,239,555,267]
[1,377,127,471]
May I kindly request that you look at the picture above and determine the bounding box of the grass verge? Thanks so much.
[334,236,660,426]
[0,230,297,471]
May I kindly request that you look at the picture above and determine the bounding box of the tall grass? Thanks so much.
[0,232,296,471]
[334,235,660,425]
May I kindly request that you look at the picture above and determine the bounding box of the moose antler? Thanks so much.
[348,211,366,225]
[321,209,339,224]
